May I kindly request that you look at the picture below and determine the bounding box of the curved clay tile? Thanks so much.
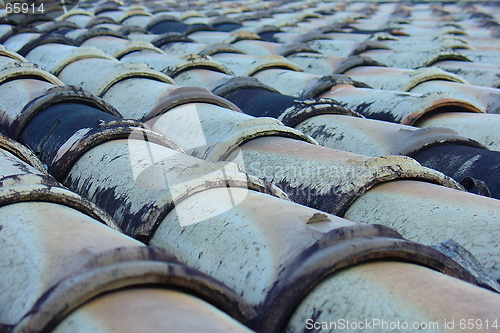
[433,60,500,88]
[139,85,241,121]
[253,69,368,98]
[415,112,500,152]
[318,84,482,125]
[20,103,181,180]
[81,35,163,58]
[119,9,152,25]
[219,77,359,126]
[122,52,234,77]
[211,53,302,76]
[145,101,316,161]
[344,66,467,92]
[52,288,254,333]
[0,143,117,221]
[69,27,128,45]
[360,48,472,69]
[37,20,80,33]
[85,16,119,29]
[58,58,175,96]
[59,8,94,28]
[2,2,500,331]
[409,78,500,114]
[0,133,46,171]
[56,125,491,333]
[25,43,115,75]
[0,204,252,331]
[187,29,261,45]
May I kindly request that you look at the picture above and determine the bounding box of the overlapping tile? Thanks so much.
[1,60,490,332]
[13,30,500,279]
[0,132,256,332]
[2,0,500,332]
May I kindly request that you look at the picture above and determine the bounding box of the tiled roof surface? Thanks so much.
[1,0,500,332]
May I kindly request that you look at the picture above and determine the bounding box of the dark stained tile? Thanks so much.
[3,1,500,331]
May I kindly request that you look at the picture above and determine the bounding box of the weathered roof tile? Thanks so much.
[3,1,500,331]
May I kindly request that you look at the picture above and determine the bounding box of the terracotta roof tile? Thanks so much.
[3,1,500,331]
